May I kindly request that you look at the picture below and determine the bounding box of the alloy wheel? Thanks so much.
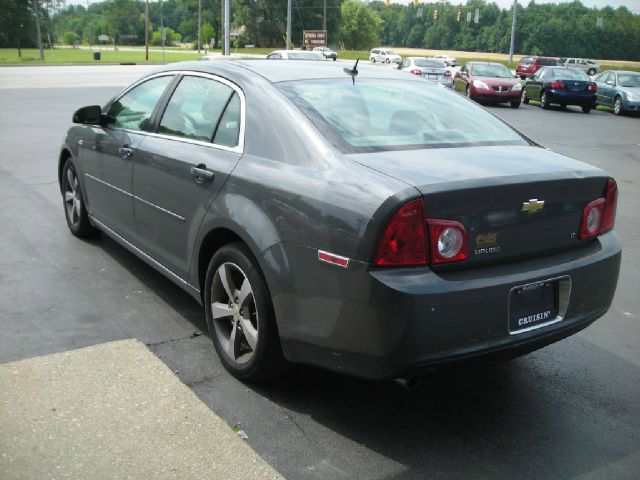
[521,89,528,104]
[210,262,259,365]
[64,168,82,226]
[614,97,622,115]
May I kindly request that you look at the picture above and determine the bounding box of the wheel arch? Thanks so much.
[58,148,73,193]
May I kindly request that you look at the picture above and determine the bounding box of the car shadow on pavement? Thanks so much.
[243,337,640,480]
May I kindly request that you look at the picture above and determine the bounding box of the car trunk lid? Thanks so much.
[350,145,609,267]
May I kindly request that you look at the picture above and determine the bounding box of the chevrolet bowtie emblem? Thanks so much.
[522,199,545,213]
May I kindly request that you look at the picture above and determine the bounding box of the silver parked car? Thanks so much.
[563,58,600,76]
[369,48,402,64]
[432,54,460,67]
[266,50,325,61]
[397,57,452,87]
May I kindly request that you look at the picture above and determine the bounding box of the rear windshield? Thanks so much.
[279,79,526,153]
[470,64,512,78]
[519,57,532,65]
[415,58,445,68]
[552,69,590,80]
[287,52,324,61]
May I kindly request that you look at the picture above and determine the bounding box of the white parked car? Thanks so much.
[562,58,600,76]
[369,48,402,65]
[313,46,337,61]
[432,54,460,67]
[398,57,453,87]
[266,50,325,61]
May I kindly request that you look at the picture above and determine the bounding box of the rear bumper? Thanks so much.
[267,232,621,379]
[548,89,597,106]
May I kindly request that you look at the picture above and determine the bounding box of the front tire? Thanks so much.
[370,57,375,63]
[466,86,473,100]
[510,101,521,109]
[385,58,390,64]
[61,160,100,238]
[521,89,529,104]
[204,243,288,381]
[614,96,623,116]
[540,90,550,109]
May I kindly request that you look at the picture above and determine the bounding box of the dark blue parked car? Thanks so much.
[521,66,598,113]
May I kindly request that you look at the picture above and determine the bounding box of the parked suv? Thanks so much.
[516,56,560,79]
[369,48,402,64]
[313,46,337,61]
[563,58,600,76]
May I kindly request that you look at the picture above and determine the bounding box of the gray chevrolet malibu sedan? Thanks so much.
[58,60,621,381]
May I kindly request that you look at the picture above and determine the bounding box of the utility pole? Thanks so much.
[286,0,292,50]
[87,0,92,50]
[160,0,165,62]
[224,0,230,55]
[33,0,44,60]
[18,24,23,57]
[508,0,517,64]
[323,0,327,32]
[197,0,202,53]
[145,0,149,60]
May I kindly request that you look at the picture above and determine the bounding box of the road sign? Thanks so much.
[303,30,327,47]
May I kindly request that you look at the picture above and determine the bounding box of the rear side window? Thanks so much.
[158,76,233,142]
[280,79,526,153]
[539,58,558,66]
[107,75,173,131]
[213,93,241,147]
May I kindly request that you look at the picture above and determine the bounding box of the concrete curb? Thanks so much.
[0,339,283,480]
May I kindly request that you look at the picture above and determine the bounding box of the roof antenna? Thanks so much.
[343,59,359,85]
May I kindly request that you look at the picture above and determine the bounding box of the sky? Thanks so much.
[66,0,640,13]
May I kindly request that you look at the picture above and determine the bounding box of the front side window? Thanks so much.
[158,76,233,143]
[279,79,526,153]
[106,75,173,131]
[618,73,640,87]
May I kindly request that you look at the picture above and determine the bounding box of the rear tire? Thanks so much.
[385,58,390,64]
[521,89,529,104]
[588,68,596,76]
[61,160,100,239]
[560,104,567,109]
[370,57,375,63]
[614,96,623,116]
[582,105,592,114]
[540,90,550,109]
[466,86,473,100]
[510,101,521,109]
[204,243,289,381]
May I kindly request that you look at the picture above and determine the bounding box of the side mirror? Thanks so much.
[73,105,102,125]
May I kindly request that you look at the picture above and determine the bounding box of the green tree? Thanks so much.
[201,21,214,48]
[339,1,382,50]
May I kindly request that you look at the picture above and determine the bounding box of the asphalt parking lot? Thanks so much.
[1,65,639,479]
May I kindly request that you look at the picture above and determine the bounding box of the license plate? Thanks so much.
[509,280,559,333]
[427,74,437,79]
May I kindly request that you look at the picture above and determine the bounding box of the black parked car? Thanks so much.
[521,66,598,113]
[59,61,621,381]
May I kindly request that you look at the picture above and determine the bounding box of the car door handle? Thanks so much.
[191,165,214,183]
[118,146,133,160]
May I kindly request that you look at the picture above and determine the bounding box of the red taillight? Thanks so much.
[373,198,427,267]
[427,219,468,264]
[410,69,422,75]
[601,178,617,233]
[587,83,597,92]
[579,179,618,238]
[550,81,564,89]
[444,70,451,77]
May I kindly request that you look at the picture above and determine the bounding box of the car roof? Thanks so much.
[467,61,505,66]
[149,59,422,84]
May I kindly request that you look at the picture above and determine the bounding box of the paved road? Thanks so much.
[1,66,639,479]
